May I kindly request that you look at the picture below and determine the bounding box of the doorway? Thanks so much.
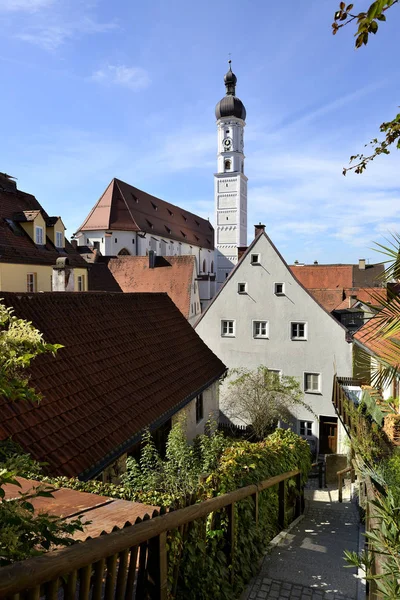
[319,416,338,454]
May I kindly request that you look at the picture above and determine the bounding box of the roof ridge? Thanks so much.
[114,179,140,230]
[75,179,115,233]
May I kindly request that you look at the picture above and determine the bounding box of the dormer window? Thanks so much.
[35,226,44,245]
[56,231,63,248]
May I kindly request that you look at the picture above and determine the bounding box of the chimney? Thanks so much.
[71,239,78,249]
[254,223,266,238]
[0,172,17,193]
[359,258,366,270]
[149,250,156,269]
[348,294,357,308]
[52,257,74,291]
[238,246,247,261]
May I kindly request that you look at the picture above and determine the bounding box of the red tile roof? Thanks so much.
[89,256,196,319]
[3,477,158,541]
[0,183,88,268]
[331,288,386,311]
[289,263,385,290]
[354,313,400,370]
[77,178,214,250]
[307,289,345,313]
[0,292,226,479]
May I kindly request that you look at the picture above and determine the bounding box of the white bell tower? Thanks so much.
[214,61,247,288]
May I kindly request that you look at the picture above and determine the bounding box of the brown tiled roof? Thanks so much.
[354,313,400,370]
[0,187,88,268]
[77,178,214,250]
[89,256,196,319]
[0,292,226,479]
[307,289,345,313]
[333,288,387,311]
[3,477,158,541]
[289,263,385,290]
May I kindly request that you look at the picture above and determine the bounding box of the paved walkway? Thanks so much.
[241,481,362,600]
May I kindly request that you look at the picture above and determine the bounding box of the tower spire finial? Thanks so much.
[224,59,237,96]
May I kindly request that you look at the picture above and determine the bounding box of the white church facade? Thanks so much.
[73,178,217,308]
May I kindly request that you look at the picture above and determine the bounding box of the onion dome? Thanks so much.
[215,61,246,121]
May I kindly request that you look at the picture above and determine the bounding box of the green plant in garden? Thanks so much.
[0,302,83,565]
[224,366,314,440]
[22,422,311,599]
[332,1,399,174]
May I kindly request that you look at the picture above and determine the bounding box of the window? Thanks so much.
[196,394,204,423]
[35,226,44,245]
[268,369,282,379]
[238,282,247,294]
[253,321,268,338]
[55,231,63,248]
[300,421,313,437]
[27,273,36,292]
[77,275,85,292]
[93,241,100,251]
[291,322,307,340]
[304,373,321,393]
[274,283,285,295]
[224,159,231,171]
[221,320,235,337]
[250,254,260,265]
[210,261,214,273]
[202,259,206,273]
[115,238,118,243]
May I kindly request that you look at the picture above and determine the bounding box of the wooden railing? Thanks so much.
[332,375,364,433]
[0,469,302,600]
[363,475,386,600]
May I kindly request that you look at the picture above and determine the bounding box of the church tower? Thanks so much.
[214,61,247,287]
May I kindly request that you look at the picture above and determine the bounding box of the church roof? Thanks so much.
[76,178,214,251]
[0,292,226,479]
[89,255,197,320]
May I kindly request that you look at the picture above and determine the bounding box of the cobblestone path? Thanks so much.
[241,481,361,600]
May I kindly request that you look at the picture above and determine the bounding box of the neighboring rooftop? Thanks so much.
[89,255,196,320]
[354,311,400,370]
[0,174,87,268]
[76,178,214,250]
[289,261,385,290]
[3,477,158,542]
[0,292,226,479]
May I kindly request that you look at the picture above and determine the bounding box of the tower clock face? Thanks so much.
[223,138,232,151]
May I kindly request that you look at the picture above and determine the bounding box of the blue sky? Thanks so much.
[0,0,399,265]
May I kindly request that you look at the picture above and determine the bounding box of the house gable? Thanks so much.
[195,232,352,445]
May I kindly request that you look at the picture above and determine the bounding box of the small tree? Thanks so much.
[0,302,83,565]
[224,366,314,440]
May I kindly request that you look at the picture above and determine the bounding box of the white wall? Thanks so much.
[172,381,219,440]
[195,233,353,453]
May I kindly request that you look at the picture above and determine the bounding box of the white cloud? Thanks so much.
[91,65,150,91]
[0,0,53,11]
[17,17,117,50]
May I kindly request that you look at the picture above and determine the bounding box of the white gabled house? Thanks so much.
[195,225,353,456]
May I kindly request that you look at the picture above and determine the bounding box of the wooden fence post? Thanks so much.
[252,490,259,527]
[278,480,285,529]
[147,532,168,600]
[295,473,302,518]
[226,503,235,585]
